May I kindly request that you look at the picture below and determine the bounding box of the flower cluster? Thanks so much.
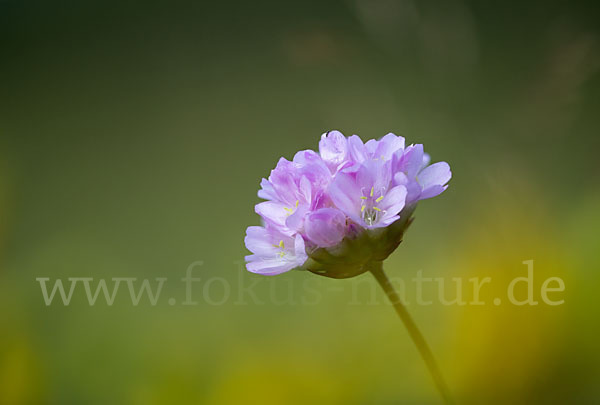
[245,131,451,276]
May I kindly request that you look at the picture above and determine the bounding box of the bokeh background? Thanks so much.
[1,0,599,403]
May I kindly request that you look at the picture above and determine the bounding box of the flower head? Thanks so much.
[245,131,451,277]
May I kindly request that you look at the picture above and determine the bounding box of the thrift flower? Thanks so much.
[255,151,330,235]
[244,226,307,275]
[245,130,451,277]
[392,144,452,204]
[329,159,407,229]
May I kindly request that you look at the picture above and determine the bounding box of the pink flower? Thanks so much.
[245,131,451,276]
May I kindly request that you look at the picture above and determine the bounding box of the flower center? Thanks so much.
[273,239,286,257]
[360,186,385,226]
[283,200,299,216]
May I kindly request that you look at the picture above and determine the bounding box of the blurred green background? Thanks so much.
[1,0,599,403]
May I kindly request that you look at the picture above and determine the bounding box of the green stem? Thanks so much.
[370,262,454,405]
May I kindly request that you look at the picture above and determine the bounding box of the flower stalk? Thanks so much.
[369,262,454,405]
